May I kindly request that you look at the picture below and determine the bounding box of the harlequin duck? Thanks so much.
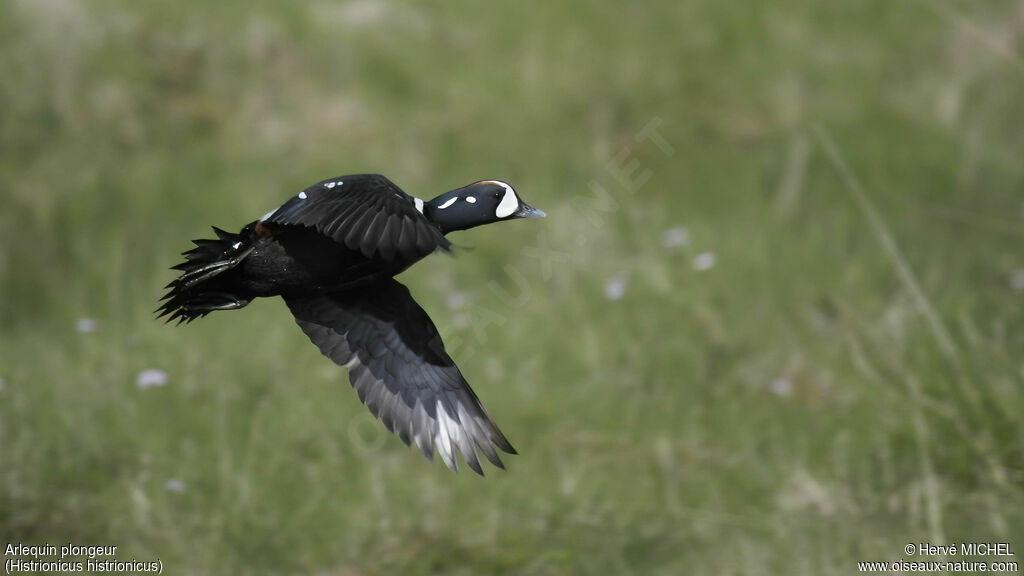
[159,174,545,475]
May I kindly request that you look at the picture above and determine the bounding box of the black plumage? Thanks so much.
[268,174,450,261]
[158,174,545,475]
[286,280,515,474]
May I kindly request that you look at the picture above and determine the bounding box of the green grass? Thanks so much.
[2,0,1024,574]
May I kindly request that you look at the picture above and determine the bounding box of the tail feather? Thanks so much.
[157,226,250,323]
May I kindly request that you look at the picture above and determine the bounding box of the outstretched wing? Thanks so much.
[265,174,451,262]
[284,279,515,475]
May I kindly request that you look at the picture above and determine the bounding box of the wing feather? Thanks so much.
[284,279,514,475]
[266,174,450,262]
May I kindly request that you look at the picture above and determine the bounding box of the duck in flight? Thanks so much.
[158,174,545,475]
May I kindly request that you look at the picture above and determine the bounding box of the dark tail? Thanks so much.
[157,226,253,324]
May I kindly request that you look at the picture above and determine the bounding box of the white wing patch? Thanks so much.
[493,181,519,218]
[414,197,424,213]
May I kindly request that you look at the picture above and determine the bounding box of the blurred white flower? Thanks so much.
[1010,269,1024,292]
[76,318,98,333]
[778,469,835,516]
[445,291,469,310]
[136,369,168,389]
[164,478,186,493]
[771,377,793,397]
[314,0,429,32]
[336,0,390,26]
[604,275,628,300]
[661,227,690,248]
[693,252,716,271]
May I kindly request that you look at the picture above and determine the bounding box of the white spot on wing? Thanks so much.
[438,197,458,209]
[298,191,307,199]
[414,197,424,213]
[324,181,335,189]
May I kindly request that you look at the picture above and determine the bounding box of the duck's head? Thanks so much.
[424,180,545,234]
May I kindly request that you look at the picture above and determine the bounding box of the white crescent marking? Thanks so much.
[494,182,518,218]
[438,197,458,209]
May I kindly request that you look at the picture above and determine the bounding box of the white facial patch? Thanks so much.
[465,196,476,203]
[492,181,518,218]
[438,197,458,209]
[414,197,424,213]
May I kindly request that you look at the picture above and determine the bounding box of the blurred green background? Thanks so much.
[2,0,1023,574]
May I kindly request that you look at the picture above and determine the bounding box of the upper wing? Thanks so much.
[265,174,451,262]
[284,279,516,475]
